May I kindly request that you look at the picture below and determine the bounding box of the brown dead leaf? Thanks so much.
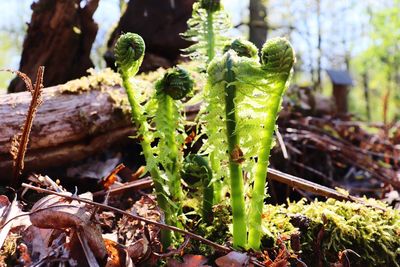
[29,193,107,261]
[104,238,133,267]
[215,251,250,267]
[168,254,210,267]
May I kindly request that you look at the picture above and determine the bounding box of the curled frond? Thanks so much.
[261,37,295,76]
[155,67,194,100]
[182,154,212,186]
[223,39,258,59]
[114,33,145,76]
[182,154,214,224]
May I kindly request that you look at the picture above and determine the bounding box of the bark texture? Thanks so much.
[1,83,131,179]
[0,80,200,181]
[8,0,99,93]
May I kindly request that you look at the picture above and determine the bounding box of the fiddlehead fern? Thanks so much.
[154,67,194,230]
[156,67,194,100]
[181,154,214,224]
[115,33,173,248]
[205,37,295,249]
[115,32,145,77]
[223,38,259,59]
[247,38,295,250]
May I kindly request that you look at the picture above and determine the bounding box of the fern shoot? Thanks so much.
[114,32,173,248]
[181,154,214,224]
[247,38,295,250]
[205,39,259,248]
[154,67,194,230]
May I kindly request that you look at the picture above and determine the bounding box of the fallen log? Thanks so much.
[0,70,140,181]
[0,69,201,182]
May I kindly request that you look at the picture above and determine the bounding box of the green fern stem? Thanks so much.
[225,53,247,248]
[154,67,194,230]
[120,73,173,248]
[163,95,182,209]
[246,91,281,249]
[247,38,295,250]
[115,33,173,248]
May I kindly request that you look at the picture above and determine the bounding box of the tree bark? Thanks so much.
[1,83,131,179]
[8,0,99,93]
[0,80,200,181]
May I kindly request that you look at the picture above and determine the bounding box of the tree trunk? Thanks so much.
[8,0,99,93]
[104,0,195,73]
[249,0,268,49]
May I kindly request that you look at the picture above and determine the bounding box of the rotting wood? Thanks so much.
[0,80,200,181]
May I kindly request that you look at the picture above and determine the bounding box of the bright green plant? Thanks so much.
[114,33,171,246]
[154,67,194,228]
[182,0,232,205]
[181,154,214,224]
[205,39,260,248]
[247,38,295,249]
[205,38,294,248]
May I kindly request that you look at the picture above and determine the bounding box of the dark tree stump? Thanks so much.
[8,0,99,93]
[105,0,195,72]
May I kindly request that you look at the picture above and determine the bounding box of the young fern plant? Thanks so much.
[154,67,194,229]
[205,38,295,249]
[182,0,233,204]
[114,33,173,248]
[205,39,260,248]
[247,38,295,250]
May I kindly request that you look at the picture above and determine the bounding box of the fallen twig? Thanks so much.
[267,168,387,211]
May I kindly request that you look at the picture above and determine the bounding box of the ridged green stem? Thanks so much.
[247,38,295,250]
[163,95,182,211]
[224,54,246,248]
[205,9,223,206]
[121,73,173,248]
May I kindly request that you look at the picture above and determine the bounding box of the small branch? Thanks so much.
[11,67,45,187]
[267,168,387,211]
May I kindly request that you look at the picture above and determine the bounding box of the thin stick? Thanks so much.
[267,168,386,211]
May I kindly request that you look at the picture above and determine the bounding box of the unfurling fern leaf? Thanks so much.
[181,0,231,65]
[153,67,194,231]
[115,33,174,248]
[247,38,295,250]
[204,38,295,248]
